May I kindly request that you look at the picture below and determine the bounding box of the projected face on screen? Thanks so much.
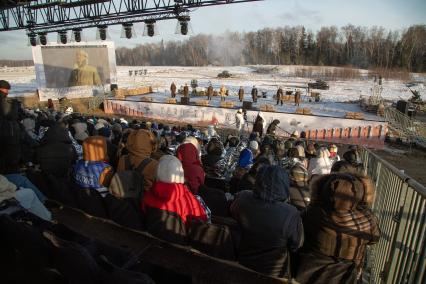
[41,45,110,88]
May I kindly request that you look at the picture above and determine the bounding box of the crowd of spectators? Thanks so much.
[0,80,380,283]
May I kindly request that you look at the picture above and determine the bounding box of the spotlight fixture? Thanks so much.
[38,32,47,45]
[72,28,82,42]
[97,25,108,41]
[143,20,157,37]
[28,32,37,46]
[176,16,192,36]
[121,23,134,39]
[58,30,67,44]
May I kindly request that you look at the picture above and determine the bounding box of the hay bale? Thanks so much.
[296,108,304,114]
[196,100,209,106]
[302,108,312,115]
[220,101,234,108]
[166,98,177,104]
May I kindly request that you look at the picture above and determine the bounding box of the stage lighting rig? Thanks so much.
[121,23,134,39]
[143,20,157,37]
[38,32,47,45]
[176,16,192,35]
[97,25,108,41]
[72,28,82,42]
[58,30,67,44]
[27,32,37,46]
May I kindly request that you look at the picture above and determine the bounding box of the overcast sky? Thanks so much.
[0,0,425,60]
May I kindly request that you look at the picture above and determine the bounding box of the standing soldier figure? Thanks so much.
[276,86,284,106]
[170,82,177,98]
[183,83,189,98]
[295,89,301,106]
[220,85,227,102]
[251,86,258,103]
[207,84,213,101]
[238,86,244,102]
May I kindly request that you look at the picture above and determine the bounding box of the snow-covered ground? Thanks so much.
[2,65,425,120]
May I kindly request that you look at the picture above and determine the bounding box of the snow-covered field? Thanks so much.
[2,65,425,120]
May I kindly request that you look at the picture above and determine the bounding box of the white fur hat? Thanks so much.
[292,130,300,137]
[156,155,185,184]
[249,140,259,151]
[65,107,74,115]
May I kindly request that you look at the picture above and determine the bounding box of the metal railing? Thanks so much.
[384,107,426,146]
[360,148,426,284]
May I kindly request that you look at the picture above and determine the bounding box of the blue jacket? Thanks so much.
[73,160,110,190]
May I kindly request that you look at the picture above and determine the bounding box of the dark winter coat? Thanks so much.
[170,83,177,97]
[252,115,265,137]
[231,166,303,278]
[266,119,280,136]
[207,86,213,98]
[276,88,283,100]
[251,88,258,101]
[36,124,78,178]
[238,88,244,101]
[183,85,189,97]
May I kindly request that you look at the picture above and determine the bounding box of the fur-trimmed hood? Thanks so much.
[309,173,375,210]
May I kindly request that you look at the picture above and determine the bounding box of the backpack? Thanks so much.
[108,156,152,200]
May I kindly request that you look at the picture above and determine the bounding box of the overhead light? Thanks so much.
[27,32,37,46]
[96,25,108,41]
[176,16,192,36]
[121,23,135,39]
[57,30,68,44]
[71,28,83,42]
[38,32,47,45]
[143,20,157,37]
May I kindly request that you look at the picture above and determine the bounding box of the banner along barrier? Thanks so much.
[104,99,387,148]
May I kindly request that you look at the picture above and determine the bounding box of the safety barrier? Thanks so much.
[360,148,426,284]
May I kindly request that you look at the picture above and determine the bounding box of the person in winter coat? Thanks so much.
[231,166,304,278]
[229,147,255,193]
[276,87,284,106]
[72,121,89,144]
[252,112,266,137]
[0,80,23,174]
[219,85,227,102]
[266,119,280,136]
[73,136,114,196]
[183,84,189,98]
[201,138,225,178]
[116,129,159,191]
[287,148,310,211]
[328,144,341,164]
[35,123,78,178]
[235,109,244,133]
[238,86,244,102]
[308,147,332,179]
[251,86,258,103]
[295,173,380,284]
[235,157,271,194]
[305,142,317,160]
[0,175,51,221]
[170,82,177,98]
[207,84,213,101]
[294,90,301,106]
[142,155,209,244]
[176,143,205,194]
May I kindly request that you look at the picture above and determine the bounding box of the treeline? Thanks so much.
[0,60,34,67]
[116,24,426,72]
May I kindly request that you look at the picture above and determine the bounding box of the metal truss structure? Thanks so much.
[0,0,262,34]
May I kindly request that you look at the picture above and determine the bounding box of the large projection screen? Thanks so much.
[32,41,117,101]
